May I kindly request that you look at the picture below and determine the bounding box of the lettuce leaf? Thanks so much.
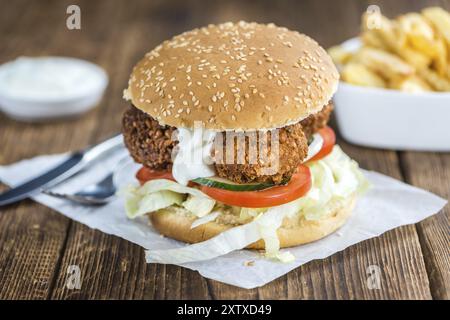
[182,195,216,217]
[137,179,212,198]
[190,211,221,229]
[296,145,369,221]
[125,190,183,218]
[122,179,212,219]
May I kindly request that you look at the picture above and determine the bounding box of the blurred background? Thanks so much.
[0,0,448,161]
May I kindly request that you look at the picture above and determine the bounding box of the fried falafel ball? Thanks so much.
[122,105,177,170]
[300,102,333,140]
[213,122,308,184]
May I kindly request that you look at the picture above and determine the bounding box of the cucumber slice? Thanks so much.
[192,176,276,191]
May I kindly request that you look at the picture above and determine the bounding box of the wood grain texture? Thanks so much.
[0,0,448,300]
[399,152,450,300]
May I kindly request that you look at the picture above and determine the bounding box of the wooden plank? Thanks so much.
[0,1,75,300]
[399,152,450,299]
[0,0,127,299]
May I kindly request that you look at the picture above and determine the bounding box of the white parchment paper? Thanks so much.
[0,150,446,289]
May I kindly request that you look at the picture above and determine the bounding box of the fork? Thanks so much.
[43,155,130,205]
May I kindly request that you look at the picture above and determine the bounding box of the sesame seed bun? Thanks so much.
[149,194,355,249]
[125,21,339,131]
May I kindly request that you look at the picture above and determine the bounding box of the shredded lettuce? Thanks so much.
[121,179,212,218]
[137,179,211,198]
[124,190,183,218]
[239,207,266,221]
[191,211,220,229]
[293,146,369,221]
[182,195,216,217]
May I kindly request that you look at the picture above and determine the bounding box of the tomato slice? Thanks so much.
[309,126,336,162]
[199,165,311,208]
[136,167,175,185]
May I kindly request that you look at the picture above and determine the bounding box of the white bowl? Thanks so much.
[333,38,450,151]
[0,57,108,122]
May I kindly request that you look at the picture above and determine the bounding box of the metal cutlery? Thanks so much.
[42,155,130,205]
[0,134,124,206]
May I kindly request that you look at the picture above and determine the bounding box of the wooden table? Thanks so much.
[0,0,448,300]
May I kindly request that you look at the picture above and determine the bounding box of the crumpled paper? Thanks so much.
[0,150,446,289]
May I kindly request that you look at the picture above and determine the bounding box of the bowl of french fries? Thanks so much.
[329,7,450,151]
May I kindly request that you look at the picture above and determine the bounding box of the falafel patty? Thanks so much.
[122,105,177,170]
[212,122,308,184]
[122,103,333,183]
[301,103,333,140]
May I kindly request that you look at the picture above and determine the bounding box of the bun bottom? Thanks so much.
[149,195,356,249]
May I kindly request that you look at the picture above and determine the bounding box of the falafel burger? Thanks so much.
[121,22,368,263]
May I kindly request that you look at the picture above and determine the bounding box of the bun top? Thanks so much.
[124,21,339,131]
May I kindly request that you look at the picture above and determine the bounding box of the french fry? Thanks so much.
[365,13,431,69]
[398,12,448,75]
[398,13,437,57]
[360,30,388,50]
[341,63,386,88]
[398,13,434,39]
[353,47,414,80]
[408,33,440,58]
[433,39,448,76]
[368,13,408,50]
[333,7,450,92]
[396,47,432,70]
[418,67,450,91]
[389,75,432,92]
[327,45,353,65]
[422,7,450,47]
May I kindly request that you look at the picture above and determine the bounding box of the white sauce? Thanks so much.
[304,133,324,162]
[0,56,105,100]
[172,127,216,185]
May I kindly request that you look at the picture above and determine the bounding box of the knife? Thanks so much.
[0,134,124,207]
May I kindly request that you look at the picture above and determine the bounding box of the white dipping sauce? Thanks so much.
[0,56,106,100]
[172,127,216,185]
[304,133,324,162]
